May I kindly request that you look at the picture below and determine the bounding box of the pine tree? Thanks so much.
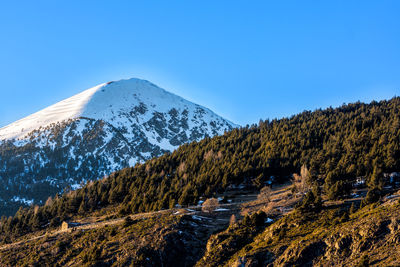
[368,165,384,190]
[349,202,356,214]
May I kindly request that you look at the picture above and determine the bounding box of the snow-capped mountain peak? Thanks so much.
[0,78,236,142]
[0,78,237,215]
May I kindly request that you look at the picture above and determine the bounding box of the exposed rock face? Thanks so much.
[0,78,237,215]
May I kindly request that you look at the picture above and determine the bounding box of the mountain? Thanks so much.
[0,78,237,215]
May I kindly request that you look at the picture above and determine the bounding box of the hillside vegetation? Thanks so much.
[1,182,399,266]
[1,98,400,245]
[198,197,400,266]
[0,214,217,266]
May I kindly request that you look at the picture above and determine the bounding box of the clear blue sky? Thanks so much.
[0,1,399,127]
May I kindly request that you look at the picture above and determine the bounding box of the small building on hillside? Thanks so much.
[354,177,366,187]
[61,221,80,232]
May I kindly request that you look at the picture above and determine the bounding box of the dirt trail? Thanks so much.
[0,194,259,251]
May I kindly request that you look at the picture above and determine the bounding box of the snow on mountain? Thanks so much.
[0,79,236,151]
[0,83,104,140]
[0,78,237,216]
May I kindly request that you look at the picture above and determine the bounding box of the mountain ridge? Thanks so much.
[0,78,237,141]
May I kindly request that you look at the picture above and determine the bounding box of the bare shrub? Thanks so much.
[204,150,223,161]
[145,164,151,173]
[292,165,311,194]
[45,196,53,207]
[300,164,310,181]
[178,161,186,174]
[229,214,237,226]
[34,205,40,215]
[258,186,272,202]
[202,198,220,213]
[203,150,214,161]
[389,217,400,233]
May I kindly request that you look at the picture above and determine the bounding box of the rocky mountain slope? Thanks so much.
[0,78,236,215]
[198,194,400,266]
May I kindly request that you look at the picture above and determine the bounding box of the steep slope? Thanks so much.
[0,78,236,215]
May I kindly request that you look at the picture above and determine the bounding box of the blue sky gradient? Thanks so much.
[0,1,399,126]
